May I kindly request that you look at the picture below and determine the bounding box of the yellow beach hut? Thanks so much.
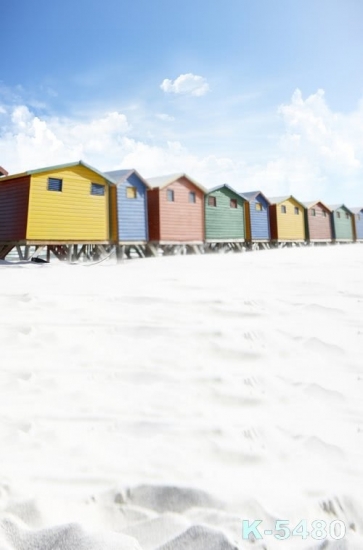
[0,160,116,260]
[268,195,306,243]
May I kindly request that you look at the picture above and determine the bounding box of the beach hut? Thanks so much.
[302,201,333,243]
[329,205,354,242]
[146,173,205,254]
[349,207,363,242]
[0,160,115,260]
[204,184,245,250]
[103,169,150,253]
[268,195,306,244]
[240,190,271,247]
[0,166,8,177]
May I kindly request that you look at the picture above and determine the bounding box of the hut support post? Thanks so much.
[16,245,25,260]
[134,245,145,258]
[0,244,15,260]
[146,243,159,257]
[190,245,201,255]
[116,245,125,262]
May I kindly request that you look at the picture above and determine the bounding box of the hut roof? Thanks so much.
[147,173,206,192]
[302,200,332,211]
[0,160,117,184]
[0,166,8,177]
[240,190,270,204]
[328,204,353,214]
[206,183,242,198]
[268,195,304,208]
[348,206,363,214]
[103,169,150,188]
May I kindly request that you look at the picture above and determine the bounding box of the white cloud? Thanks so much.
[1,88,363,204]
[160,73,210,97]
[0,106,130,171]
[226,89,363,202]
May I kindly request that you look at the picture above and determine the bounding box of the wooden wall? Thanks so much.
[0,176,30,241]
[305,203,332,241]
[27,165,109,241]
[270,198,306,240]
[205,187,244,240]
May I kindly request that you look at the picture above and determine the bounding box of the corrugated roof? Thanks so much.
[0,160,117,184]
[206,183,242,197]
[302,200,332,211]
[268,195,305,208]
[240,190,271,204]
[103,169,150,188]
[104,169,133,181]
[147,173,206,192]
[268,195,291,205]
[328,204,353,214]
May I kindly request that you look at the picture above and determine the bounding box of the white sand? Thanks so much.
[0,244,363,549]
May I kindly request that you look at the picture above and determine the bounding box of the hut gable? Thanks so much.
[104,169,149,243]
[268,195,306,241]
[0,166,9,177]
[240,190,270,241]
[349,207,363,240]
[329,204,354,241]
[204,184,245,241]
[147,173,205,243]
[302,200,332,241]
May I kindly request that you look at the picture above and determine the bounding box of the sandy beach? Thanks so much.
[0,244,362,549]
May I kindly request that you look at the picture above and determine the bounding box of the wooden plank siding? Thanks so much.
[0,176,30,241]
[350,208,363,240]
[269,197,306,241]
[147,189,161,241]
[148,176,204,242]
[242,192,270,241]
[205,186,245,241]
[104,169,150,243]
[330,206,354,241]
[26,165,110,241]
[117,172,148,242]
[109,185,118,244]
[303,202,333,241]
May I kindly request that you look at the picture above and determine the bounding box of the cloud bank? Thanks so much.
[0,89,362,203]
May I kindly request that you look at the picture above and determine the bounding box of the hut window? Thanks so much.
[323,211,327,217]
[167,189,175,202]
[208,196,217,207]
[126,186,137,199]
[189,191,196,203]
[358,214,361,221]
[336,212,341,218]
[311,209,316,216]
[345,213,349,219]
[48,177,62,192]
[281,205,287,214]
[91,183,105,196]
[230,199,237,208]
[255,203,262,211]
[294,207,299,215]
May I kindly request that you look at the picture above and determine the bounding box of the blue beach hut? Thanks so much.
[240,190,271,243]
[104,169,150,244]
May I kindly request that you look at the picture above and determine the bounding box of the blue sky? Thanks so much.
[1,0,363,203]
